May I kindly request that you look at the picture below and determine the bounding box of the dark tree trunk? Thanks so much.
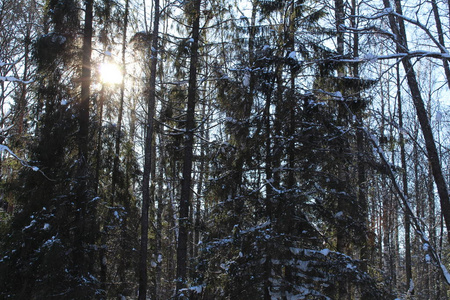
[115,1,130,295]
[398,63,413,293]
[139,0,160,297]
[176,0,201,293]
[112,0,129,203]
[74,0,94,278]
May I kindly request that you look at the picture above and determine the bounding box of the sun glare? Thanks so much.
[99,62,123,84]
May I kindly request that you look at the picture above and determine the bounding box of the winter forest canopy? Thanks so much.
[2,0,450,299]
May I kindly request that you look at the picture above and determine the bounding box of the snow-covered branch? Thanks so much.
[347,9,449,60]
[0,76,33,84]
[0,145,54,181]
[351,9,448,55]
[389,10,448,55]
[341,24,396,40]
[335,51,450,64]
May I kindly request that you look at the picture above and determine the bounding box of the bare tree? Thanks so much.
[381,0,450,245]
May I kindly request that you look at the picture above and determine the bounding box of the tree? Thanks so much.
[176,0,202,294]
[2,0,450,298]
[139,0,161,297]
[0,0,102,296]
[195,0,387,298]
[381,0,450,246]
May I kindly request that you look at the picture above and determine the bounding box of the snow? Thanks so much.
[180,285,204,295]
[436,111,443,122]
[0,76,33,84]
[243,73,250,87]
[408,278,414,293]
[332,91,343,100]
[189,285,203,293]
[297,260,309,271]
[334,211,344,219]
[49,33,66,44]
[363,53,377,62]
[320,248,330,256]
[23,219,36,231]
[288,51,297,60]
[0,145,40,172]
[90,197,101,203]
[43,223,50,230]
[43,236,60,248]
[440,263,450,284]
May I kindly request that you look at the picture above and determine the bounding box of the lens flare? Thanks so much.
[99,62,123,84]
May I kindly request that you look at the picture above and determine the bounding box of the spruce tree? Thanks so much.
[0,0,101,297]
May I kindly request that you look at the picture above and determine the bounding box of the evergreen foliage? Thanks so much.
[1,0,450,298]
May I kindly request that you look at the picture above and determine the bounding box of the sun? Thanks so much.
[99,62,123,84]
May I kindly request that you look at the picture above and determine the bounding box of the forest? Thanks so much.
[1,0,450,299]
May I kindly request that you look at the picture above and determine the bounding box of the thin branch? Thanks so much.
[0,145,55,181]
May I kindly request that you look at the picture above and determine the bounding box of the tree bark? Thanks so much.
[398,64,413,293]
[139,0,160,297]
[112,0,129,203]
[176,0,201,293]
[74,0,94,278]
[115,1,130,295]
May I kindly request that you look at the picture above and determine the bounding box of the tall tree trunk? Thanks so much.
[154,132,165,299]
[335,0,345,76]
[398,64,413,294]
[112,0,129,203]
[350,0,369,276]
[334,0,350,297]
[232,0,257,196]
[94,84,105,194]
[139,0,160,297]
[79,0,93,174]
[176,0,201,293]
[75,0,94,279]
[426,96,437,296]
[168,170,177,295]
[114,0,130,295]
